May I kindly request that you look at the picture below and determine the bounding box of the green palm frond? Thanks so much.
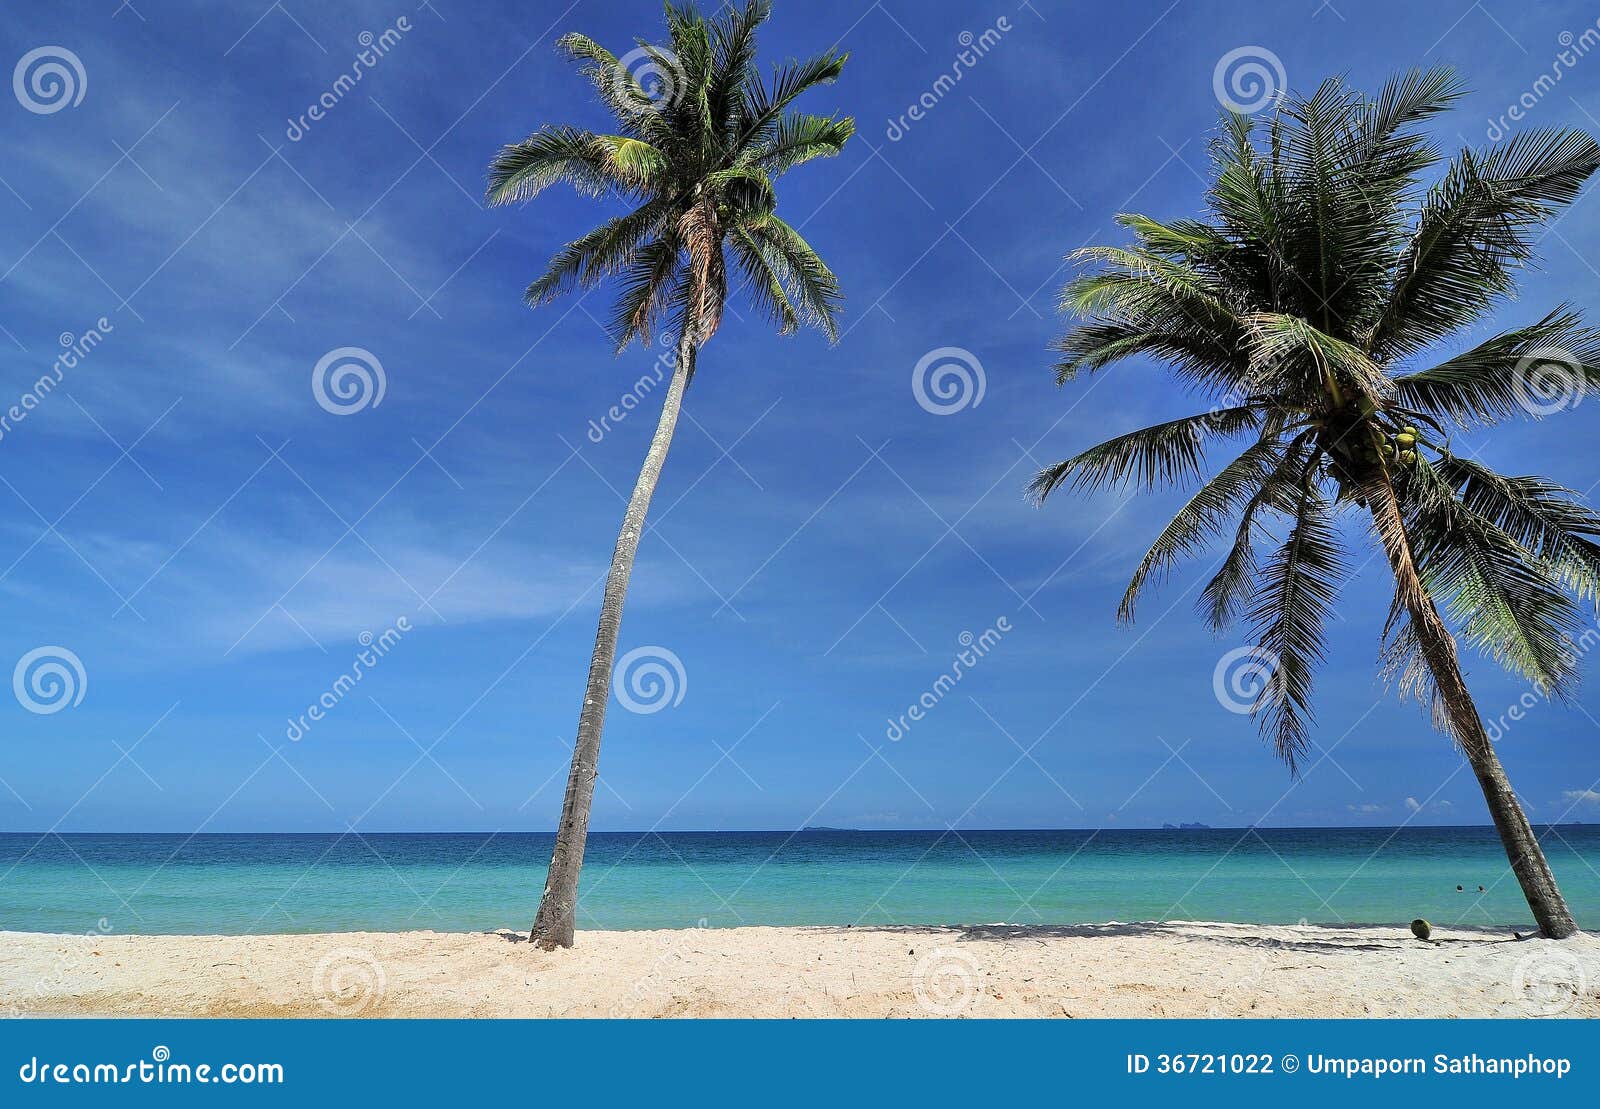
[1200,505,1266,634]
[1393,310,1600,426]
[485,127,662,205]
[1430,453,1600,603]
[744,112,855,174]
[1115,213,1232,260]
[1242,312,1391,403]
[742,214,842,340]
[661,7,716,146]
[702,165,777,216]
[709,0,769,127]
[552,34,671,143]
[1118,432,1286,623]
[1276,81,1394,323]
[1405,460,1583,691]
[738,49,849,148]
[522,201,669,306]
[1028,406,1262,501]
[1056,272,1251,393]
[1198,429,1321,631]
[1206,111,1287,271]
[1245,483,1344,771]
[1371,129,1600,358]
[1346,67,1463,190]
[1377,616,1450,732]
[729,227,798,334]
[1051,322,1242,386]
[607,237,684,351]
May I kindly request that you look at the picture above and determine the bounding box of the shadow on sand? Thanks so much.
[810,920,1526,954]
[485,919,1530,956]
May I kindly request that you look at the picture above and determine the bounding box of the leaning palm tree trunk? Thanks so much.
[530,335,696,950]
[1368,479,1578,938]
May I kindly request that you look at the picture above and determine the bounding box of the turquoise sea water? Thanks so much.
[1,827,1597,935]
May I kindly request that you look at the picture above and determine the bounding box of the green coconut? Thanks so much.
[1400,449,1417,464]
[1410,918,1432,940]
[1395,432,1417,447]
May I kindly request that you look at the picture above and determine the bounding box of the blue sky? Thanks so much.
[2,0,1600,834]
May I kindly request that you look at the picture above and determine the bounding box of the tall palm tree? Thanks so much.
[1032,69,1600,938]
[487,0,852,949]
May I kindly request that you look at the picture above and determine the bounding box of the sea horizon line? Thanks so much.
[2,822,1590,836]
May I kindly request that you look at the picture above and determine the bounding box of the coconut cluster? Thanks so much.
[1360,424,1421,470]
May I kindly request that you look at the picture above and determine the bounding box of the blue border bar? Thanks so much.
[2,1019,1592,1105]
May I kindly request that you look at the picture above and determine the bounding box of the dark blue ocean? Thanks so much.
[1,826,1597,934]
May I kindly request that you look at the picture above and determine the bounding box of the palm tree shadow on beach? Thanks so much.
[818,921,1527,954]
[483,921,1531,957]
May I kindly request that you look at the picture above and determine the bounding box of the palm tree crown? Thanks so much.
[485,0,853,350]
[1032,69,1600,771]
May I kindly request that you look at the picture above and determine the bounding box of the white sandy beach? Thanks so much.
[3,921,1597,1018]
